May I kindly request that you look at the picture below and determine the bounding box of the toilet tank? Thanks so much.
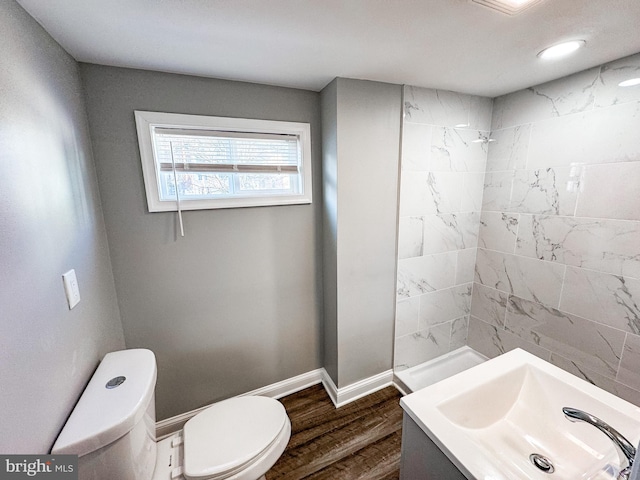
[52,349,158,480]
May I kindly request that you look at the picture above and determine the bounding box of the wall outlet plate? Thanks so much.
[62,269,81,309]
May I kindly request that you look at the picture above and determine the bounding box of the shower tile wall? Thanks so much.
[469,52,640,405]
[395,86,492,370]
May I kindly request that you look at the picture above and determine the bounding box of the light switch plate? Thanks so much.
[62,269,81,309]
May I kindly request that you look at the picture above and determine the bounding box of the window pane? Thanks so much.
[238,173,296,193]
[159,172,232,200]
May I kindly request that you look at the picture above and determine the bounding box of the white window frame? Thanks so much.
[134,111,313,211]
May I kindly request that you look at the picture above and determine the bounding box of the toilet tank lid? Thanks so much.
[51,349,157,457]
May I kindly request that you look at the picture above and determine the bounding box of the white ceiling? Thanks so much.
[16,0,640,97]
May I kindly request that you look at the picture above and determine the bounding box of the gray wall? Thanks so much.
[0,0,125,453]
[470,52,640,406]
[80,64,323,420]
[321,78,401,388]
[321,80,339,383]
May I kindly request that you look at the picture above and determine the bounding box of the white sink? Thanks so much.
[400,348,640,480]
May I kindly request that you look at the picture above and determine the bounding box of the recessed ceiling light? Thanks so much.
[538,40,586,60]
[472,0,544,15]
[619,78,640,87]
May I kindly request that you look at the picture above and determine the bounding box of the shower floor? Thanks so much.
[395,346,488,393]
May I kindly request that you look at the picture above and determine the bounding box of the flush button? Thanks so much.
[106,376,126,389]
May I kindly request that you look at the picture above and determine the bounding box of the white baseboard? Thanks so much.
[238,368,324,399]
[156,367,397,439]
[321,369,395,408]
[156,368,324,440]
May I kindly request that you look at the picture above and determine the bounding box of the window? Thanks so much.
[134,111,312,211]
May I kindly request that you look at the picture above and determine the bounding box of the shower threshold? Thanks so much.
[395,346,488,393]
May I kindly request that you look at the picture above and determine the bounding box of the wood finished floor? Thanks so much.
[265,384,403,480]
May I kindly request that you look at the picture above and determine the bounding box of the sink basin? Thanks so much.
[400,348,640,479]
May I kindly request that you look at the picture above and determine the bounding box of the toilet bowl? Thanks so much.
[52,349,291,480]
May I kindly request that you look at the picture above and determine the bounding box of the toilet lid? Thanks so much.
[183,396,287,480]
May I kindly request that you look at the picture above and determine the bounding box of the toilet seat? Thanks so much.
[182,396,289,480]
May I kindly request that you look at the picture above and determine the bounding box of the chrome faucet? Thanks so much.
[563,407,636,479]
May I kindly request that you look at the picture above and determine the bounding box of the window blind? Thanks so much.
[153,128,300,174]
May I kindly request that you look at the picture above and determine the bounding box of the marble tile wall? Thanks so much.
[469,52,640,406]
[394,86,492,370]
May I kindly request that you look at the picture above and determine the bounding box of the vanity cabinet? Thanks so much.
[399,413,467,480]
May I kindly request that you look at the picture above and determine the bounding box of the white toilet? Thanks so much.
[52,349,291,480]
